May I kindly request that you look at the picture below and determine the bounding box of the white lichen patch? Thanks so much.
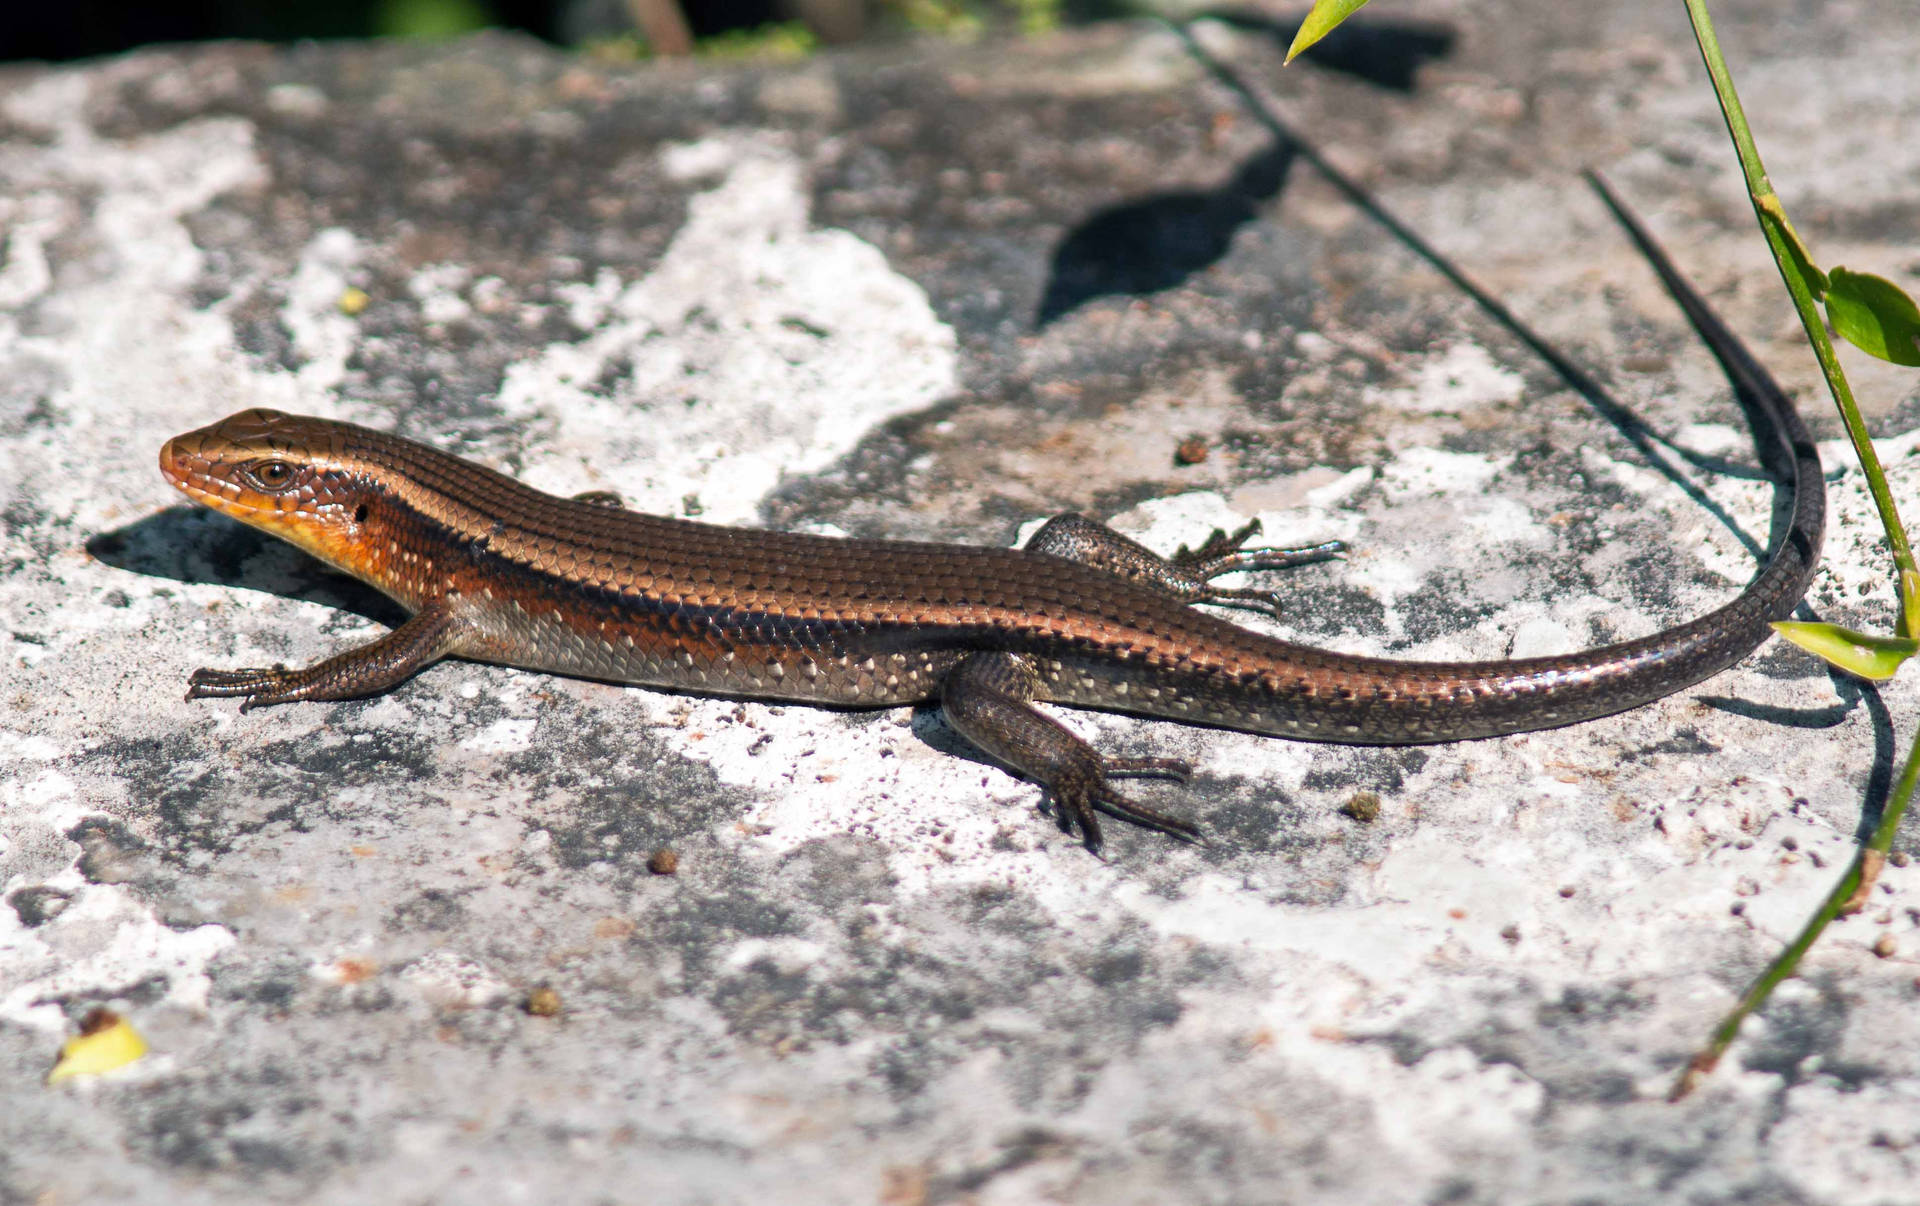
[458,717,538,754]
[1375,445,1510,500]
[494,133,959,523]
[620,689,1065,895]
[1800,427,1920,616]
[1,764,233,1033]
[1111,489,1359,575]
[0,885,236,1032]
[408,262,475,328]
[0,66,274,1037]
[1363,342,1527,415]
[400,950,512,1010]
[0,69,285,537]
[1770,1080,1920,1203]
[282,227,368,393]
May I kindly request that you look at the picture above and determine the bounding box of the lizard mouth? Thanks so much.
[158,434,273,522]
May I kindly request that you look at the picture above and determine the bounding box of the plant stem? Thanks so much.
[1673,0,1919,1098]
[1683,0,1914,575]
[1673,728,1920,1100]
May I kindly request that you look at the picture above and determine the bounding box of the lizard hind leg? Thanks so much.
[940,650,1201,853]
[1022,512,1342,618]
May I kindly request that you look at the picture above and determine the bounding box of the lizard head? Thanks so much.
[160,408,376,576]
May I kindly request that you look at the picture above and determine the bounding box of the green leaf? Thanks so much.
[374,0,492,38]
[1773,620,1919,680]
[1754,193,1829,299]
[1285,0,1372,64]
[1826,267,1920,367]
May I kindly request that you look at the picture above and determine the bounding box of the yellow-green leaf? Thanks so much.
[47,1010,148,1084]
[1285,0,1372,64]
[1773,620,1918,681]
[374,0,492,39]
[1753,193,1829,299]
[1826,267,1920,367]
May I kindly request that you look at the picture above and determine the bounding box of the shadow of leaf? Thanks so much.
[1035,138,1295,327]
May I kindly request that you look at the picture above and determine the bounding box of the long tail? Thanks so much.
[1229,180,1824,744]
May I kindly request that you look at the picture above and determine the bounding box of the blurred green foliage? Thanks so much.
[375,0,496,38]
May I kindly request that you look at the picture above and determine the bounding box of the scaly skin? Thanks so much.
[159,211,1823,851]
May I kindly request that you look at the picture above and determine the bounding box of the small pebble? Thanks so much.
[525,986,562,1017]
[1340,793,1381,824]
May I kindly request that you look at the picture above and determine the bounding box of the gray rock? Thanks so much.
[3,7,1918,1203]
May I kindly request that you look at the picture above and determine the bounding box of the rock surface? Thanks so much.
[4,4,1919,1202]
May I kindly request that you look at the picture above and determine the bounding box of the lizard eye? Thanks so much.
[244,459,297,491]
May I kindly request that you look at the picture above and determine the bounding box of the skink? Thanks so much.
[159,212,1824,852]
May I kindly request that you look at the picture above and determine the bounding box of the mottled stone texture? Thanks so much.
[3,5,1919,1203]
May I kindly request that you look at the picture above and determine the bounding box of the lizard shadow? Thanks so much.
[88,506,406,629]
[1699,674,1895,845]
[1170,23,1897,834]
[907,704,1216,853]
[1033,13,1456,329]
